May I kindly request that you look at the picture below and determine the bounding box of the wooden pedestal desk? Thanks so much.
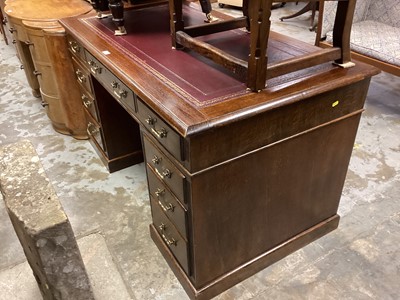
[4,0,92,138]
[61,4,378,299]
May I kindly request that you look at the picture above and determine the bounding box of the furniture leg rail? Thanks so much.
[170,0,357,92]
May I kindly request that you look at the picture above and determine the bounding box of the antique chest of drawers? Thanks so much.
[4,0,92,138]
[61,4,379,300]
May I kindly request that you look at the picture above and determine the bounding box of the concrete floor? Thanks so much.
[1,3,400,300]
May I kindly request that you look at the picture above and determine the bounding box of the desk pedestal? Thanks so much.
[61,5,379,299]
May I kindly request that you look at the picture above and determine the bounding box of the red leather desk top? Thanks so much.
[81,4,316,107]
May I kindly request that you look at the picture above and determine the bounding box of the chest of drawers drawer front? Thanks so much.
[34,63,58,96]
[147,167,187,240]
[85,113,106,153]
[143,135,186,203]
[151,196,189,275]
[81,90,99,122]
[25,29,49,63]
[137,99,182,162]
[10,22,27,42]
[67,35,86,62]
[72,56,93,94]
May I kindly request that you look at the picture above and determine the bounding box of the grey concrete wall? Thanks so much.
[0,140,94,300]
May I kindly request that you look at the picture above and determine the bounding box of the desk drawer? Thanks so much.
[151,195,189,275]
[143,135,186,203]
[67,35,86,62]
[86,113,105,153]
[72,56,93,94]
[85,51,136,114]
[81,90,99,122]
[147,167,187,239]
[137,98,182,161]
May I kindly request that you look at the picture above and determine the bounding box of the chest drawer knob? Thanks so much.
[9,27,16,34]
[24,40,34,46]
[111,81,119,89]
[145,116,157,125]
[152,155,162,165]
[159,223,177,246]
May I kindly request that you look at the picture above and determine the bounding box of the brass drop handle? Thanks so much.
[90,65,102,75]
[75,69,86,83]
[151,127,167,139]
[12,40,17,45]
[2,17,7,25]
[88,59,102,74]
[155,168,172,179]
[158,223,177,246]
[69,41,80,53]
[159,201,174,213]
[155,188,165,197]
[33,70,41,77]
[87,122,99,136]
[41,101,48,108]
[9,27,16,33]
[25,40,33,46]
[82,95,92,108]
[113,89,127,99]
[154,188,174,212]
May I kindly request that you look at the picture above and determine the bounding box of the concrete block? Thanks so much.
[0,140,94,300]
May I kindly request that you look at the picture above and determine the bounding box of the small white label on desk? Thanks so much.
[102,50,111,55]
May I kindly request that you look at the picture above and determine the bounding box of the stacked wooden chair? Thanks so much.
[91,0,357,91]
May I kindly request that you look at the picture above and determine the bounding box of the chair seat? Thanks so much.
[326,20,400,67]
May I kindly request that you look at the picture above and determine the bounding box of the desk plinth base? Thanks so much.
[89,138,143,173]
[150,214,340,300]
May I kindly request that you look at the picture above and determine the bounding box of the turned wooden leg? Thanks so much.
[169,0,184,48]
[109,0,126,35]
[199,0,217,22]
[247,0,272,91]
[91,0,110,18]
